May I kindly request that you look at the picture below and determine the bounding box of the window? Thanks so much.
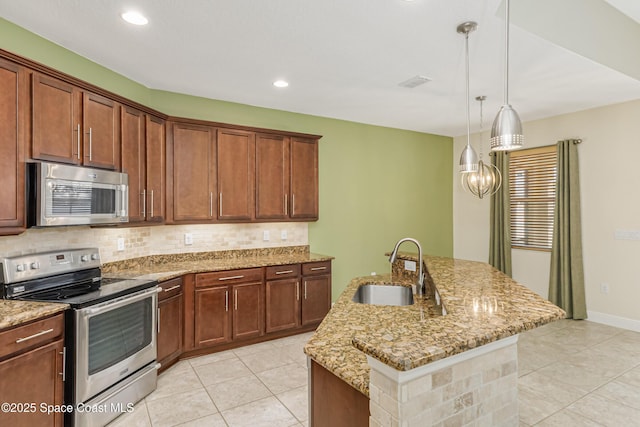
[509,146,557,251]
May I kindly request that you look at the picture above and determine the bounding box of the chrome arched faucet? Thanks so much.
[389,238,425,296]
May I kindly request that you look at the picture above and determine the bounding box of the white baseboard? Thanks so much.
[587,310,640,332]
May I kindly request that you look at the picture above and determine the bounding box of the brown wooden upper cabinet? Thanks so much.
[166,122,217,223]
[290,137,319,219]
[31,72,120,170]
[121,107,165,224]
[0,59,27,235]
[217,129,255,221]
[255,135,319,221]
[255,133,290,220]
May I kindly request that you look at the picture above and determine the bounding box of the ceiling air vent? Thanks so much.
[398,75,432,88]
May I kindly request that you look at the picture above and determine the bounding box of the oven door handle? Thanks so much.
[81,286,158,316]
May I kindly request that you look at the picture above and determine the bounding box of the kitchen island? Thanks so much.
[304,255,565,427]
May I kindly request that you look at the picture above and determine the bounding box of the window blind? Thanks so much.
[509,146,557,251]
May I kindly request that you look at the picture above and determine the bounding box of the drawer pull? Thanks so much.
[163,284,181,292]
[16,328,54,344]
[275,270,294,275]
[310,266,327,271]
[218,275,244,281]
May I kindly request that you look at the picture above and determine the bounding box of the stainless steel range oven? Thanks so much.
[1,249,158,427]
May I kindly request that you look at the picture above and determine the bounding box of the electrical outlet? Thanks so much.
[184,233,193,245]
[117,238,125,251]
[263,230,270,241]
[600,283,610,294]
[404,260,417,272]
[281,230,288,241]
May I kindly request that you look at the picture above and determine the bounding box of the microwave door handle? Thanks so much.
[119,185,128,217]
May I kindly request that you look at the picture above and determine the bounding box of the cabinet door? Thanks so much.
[232,282,263,340]
[0,339,64,427]
[0,59,26,234]
[121,106,146,222]
[168,123,216,222]
[194,286,231,347]
[255,134,289,219]
[301,275,331,326]
[158,293,183,365]
[31,73,81,164]
[290,137,319,219]
[217,129,254,221]
[146,115,166,222]
[83,92,120,169]
[265,278,300,333]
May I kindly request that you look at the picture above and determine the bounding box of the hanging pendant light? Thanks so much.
[462,96,502,199]
[490,0,524,151]
[458,21,478,173]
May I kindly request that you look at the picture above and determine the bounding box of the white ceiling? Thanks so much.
[1,0,640,137]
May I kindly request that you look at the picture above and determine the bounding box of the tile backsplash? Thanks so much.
[0,223,308,263]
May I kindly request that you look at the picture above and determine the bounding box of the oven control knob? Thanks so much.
[91,253,99,261]
[16,264,24,272]
[30,262,40,270]
[80,255,89,262]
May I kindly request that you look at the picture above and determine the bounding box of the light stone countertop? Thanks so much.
[0,300,68,330]
[303,255,565,396]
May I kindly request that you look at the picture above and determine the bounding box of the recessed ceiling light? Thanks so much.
[273,80,289,88]
[121,11,148,26]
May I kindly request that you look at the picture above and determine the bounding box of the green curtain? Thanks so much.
[489,152,512,276]
[549,140,587,319]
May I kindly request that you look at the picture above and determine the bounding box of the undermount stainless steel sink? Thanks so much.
[352,284,414,306]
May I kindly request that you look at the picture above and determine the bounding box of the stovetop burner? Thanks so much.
[20,282,99,300]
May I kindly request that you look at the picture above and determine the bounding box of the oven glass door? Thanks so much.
[75,287,157,404]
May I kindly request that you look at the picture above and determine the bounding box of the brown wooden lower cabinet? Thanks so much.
[157,277,183,371]
[265,277,300,333]
[310,360,369,427]
[0,313,65,427]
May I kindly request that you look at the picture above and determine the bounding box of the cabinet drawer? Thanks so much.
[158,277,183,301]
[196,268,263,287]
[302,261,332,276]
[0,313,64,360]
[266,264,301,280]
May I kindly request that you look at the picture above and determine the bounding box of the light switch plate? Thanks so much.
[184,233,193,245]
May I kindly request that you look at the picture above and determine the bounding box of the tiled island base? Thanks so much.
[368,336,518,427]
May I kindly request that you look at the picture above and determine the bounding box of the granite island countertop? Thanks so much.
[0,300,68,330]
[102,246,333,282]
[303,255,565,396]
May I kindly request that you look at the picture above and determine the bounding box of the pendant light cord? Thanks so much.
[465,31,471,148]
[504,0,510,105]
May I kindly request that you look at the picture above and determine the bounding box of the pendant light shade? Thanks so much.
[462,96,502,199]
[490,0,524,151]
[458,21,478,173]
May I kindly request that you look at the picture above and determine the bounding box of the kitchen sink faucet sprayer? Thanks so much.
[389,238,425,296]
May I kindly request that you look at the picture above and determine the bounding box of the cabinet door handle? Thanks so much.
[292,194,295,216]
[275,270,294,275]
[304,281,308,299]
[15,328,54,343]
[296,282,300,301]
[234,289,238,311]
[284,194,288,216]
[157,307,160,333]
[60,346,66,382]
[76,124,81,159]
[163,284,181,292]
[310,266,327,271]
[219,192,223,217]
[218,275,244,281]
[141,189,146,217]
[88,127,93,161]
[150,190,154,218]
[225,290,229,312]
[209,192,213,217]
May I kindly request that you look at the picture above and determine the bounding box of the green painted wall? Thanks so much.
[0,18,453,299]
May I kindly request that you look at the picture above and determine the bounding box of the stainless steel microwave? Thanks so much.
[28,161,129,227]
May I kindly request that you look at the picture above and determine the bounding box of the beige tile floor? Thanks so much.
[107,320,640,427]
